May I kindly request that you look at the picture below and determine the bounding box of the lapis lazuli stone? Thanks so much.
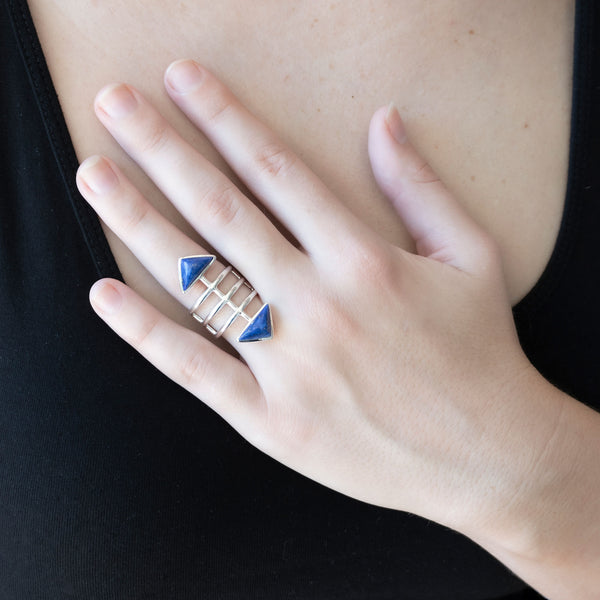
[179,255,214,292]
[238,304,272,342]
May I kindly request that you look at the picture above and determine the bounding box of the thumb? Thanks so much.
[368,104,492,272]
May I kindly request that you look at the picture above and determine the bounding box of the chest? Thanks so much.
[28,0,574,321]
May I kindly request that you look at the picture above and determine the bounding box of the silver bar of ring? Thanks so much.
[178,255,273,342]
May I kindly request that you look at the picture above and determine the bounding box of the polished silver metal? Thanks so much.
[184,262,268,341]
[189,265,232,317]
[216,289,258,338]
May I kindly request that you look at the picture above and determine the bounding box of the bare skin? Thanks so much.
[75,65,600,599]
[25,1,600,599]
[28,0,573,326]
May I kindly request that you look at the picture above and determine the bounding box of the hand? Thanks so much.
[76,60,558,540]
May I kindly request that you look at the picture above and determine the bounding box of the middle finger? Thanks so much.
[93,82,300,287]
[76,154,282,344]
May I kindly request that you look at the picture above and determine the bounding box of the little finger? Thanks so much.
[77,155,273,344]
[89,278,264,431]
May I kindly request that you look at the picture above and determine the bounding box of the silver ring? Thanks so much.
[178,255,273,342]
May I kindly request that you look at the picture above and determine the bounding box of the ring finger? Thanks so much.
[76,154,286,343]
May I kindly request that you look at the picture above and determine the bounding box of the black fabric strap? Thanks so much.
[6,0,122,280]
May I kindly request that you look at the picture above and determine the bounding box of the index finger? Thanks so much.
[164,60,366,260]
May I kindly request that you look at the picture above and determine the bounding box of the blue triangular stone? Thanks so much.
[179,255,214,292]
[239,304,272,342]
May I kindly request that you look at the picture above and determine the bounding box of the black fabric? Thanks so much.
[512,0,600,405]
[0,0,596,597]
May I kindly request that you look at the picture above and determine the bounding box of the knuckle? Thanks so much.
[179,350,208,388]
[130,317,160,350]
[121,197,150,234]
[139,119,171,155]
[204,93,234,125]
[256,405,318,463]
[200,185,241,229]
[254,142,297,179]
[344,239,400,288]
[322,301,361,342]
[410,159,440,185]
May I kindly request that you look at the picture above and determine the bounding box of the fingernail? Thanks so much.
[90,281,122,315]
[385,102,407,144]
[165,60,204,94]
[78,156,118,195]
[96,83,137,118]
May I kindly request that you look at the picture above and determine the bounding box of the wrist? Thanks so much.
[499,393,599,559]
[462,375,600,595]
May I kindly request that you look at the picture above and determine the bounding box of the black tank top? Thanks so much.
[0,1,597,598]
